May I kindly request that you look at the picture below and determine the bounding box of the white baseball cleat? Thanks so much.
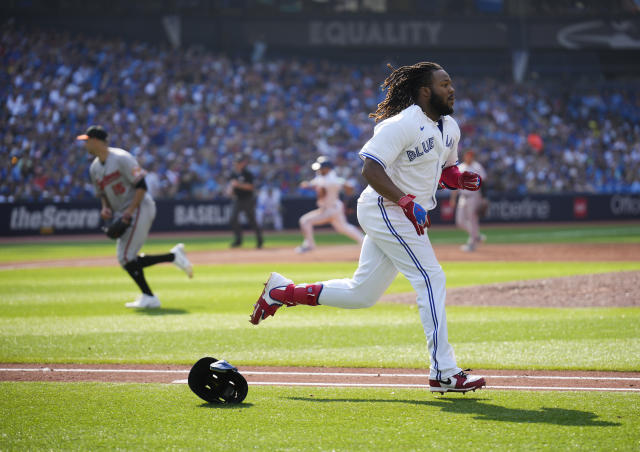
[250,272,293,325]
[460,243,476,252]
[295,245,315,254]
[429,370,486,393]
[125,294,161,309]
[171,243,193,278]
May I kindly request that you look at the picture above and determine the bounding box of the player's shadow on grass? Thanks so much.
[133,308,189,316]
[198,402,254,409]
[286,397,620,427]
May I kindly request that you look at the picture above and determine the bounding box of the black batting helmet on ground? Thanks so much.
[187,357,248,404]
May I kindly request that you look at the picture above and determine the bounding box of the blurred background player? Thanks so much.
[296,156,364,253]
[256,183,283,231]
[78,126,193,309]
[228,154,263,249]
[449,150,488,252]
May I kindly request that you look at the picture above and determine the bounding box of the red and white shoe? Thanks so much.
[250,272,293,325]
[429,370,486,393]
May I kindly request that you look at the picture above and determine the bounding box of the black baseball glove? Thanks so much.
[102,217,130,239]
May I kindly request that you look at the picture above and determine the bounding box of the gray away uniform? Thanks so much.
[90,147,156,265]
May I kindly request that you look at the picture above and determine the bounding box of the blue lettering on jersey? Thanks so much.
[446,135,454,148]
[406,138,434,162]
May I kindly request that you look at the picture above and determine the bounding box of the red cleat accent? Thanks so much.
[249,272,322,325]
[250,294,281,325]
[249,272,292,325]
[429,371,486,393]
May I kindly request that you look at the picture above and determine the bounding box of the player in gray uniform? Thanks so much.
[77,126,193,309]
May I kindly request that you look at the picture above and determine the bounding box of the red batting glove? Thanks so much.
[397,194,431,236]
[460,171,482,191]
[440,166,482,191]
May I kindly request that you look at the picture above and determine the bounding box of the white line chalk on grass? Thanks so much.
[0,368,187,373]
[3,368,638,391]
[170,379,640,392]
[0,367,640,381]
[2,368,640,381]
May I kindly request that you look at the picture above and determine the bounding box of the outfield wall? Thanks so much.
[0,194,638,236]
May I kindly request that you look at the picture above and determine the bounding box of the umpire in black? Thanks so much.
[229,154,263,248]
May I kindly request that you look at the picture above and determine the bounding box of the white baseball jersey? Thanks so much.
[309,170,344,210]
[359,104,460,210]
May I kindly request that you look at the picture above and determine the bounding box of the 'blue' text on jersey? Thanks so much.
[406,137,434,162]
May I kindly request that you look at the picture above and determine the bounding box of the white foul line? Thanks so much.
[3,368,640,391]
[1,368,639,382]
[487,385,640,392]
[241,371,640,382]
[0,368,186,373]
[169,379,640,392]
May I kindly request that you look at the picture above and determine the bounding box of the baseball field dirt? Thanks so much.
[2,240,638,391]
[2,242,639,269]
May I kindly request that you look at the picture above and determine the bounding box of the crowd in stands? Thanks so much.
[2,25,640,203]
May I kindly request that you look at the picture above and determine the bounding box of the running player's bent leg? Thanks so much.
[455,200,470,235]
[317,235,397,308]
[467,197,481,243]
[117,201,156,266]
[118,201,156,294]
[366,199,461,380]
[123,259,153,295]
[298,208,334,248]
[331,213,364,245]
[137,253,174,267]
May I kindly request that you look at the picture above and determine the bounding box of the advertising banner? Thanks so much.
[0,194,638,236]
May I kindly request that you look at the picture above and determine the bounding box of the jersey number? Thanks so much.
[112,182,126,196]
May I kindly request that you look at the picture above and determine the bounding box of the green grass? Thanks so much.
[1,262,638,369]
[1,225,639,451]
[1,222,638,262]
[1,383,638,451]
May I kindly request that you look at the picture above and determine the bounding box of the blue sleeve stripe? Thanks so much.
[359,152,386,169]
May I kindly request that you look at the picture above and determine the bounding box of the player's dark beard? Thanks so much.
[429,92,453,116]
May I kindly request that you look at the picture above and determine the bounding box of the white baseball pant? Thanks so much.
[316,197,461,380]
[455,195,481,243]
[299,202,364,248]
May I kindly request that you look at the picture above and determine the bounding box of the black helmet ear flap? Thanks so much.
[188,357,248,404]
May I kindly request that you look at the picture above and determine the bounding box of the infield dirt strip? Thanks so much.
[1,364,639,392]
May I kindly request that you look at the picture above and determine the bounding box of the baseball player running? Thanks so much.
[295,156,364,253]
[78,125,193,309]
[449,150,488,251]
[250,63,486,393]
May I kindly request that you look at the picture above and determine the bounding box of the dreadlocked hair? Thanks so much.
[369,62,443,122]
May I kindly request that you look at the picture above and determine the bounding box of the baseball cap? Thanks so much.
[311,156,333,171]
[234,153,249,163]
[76,125,108,141]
